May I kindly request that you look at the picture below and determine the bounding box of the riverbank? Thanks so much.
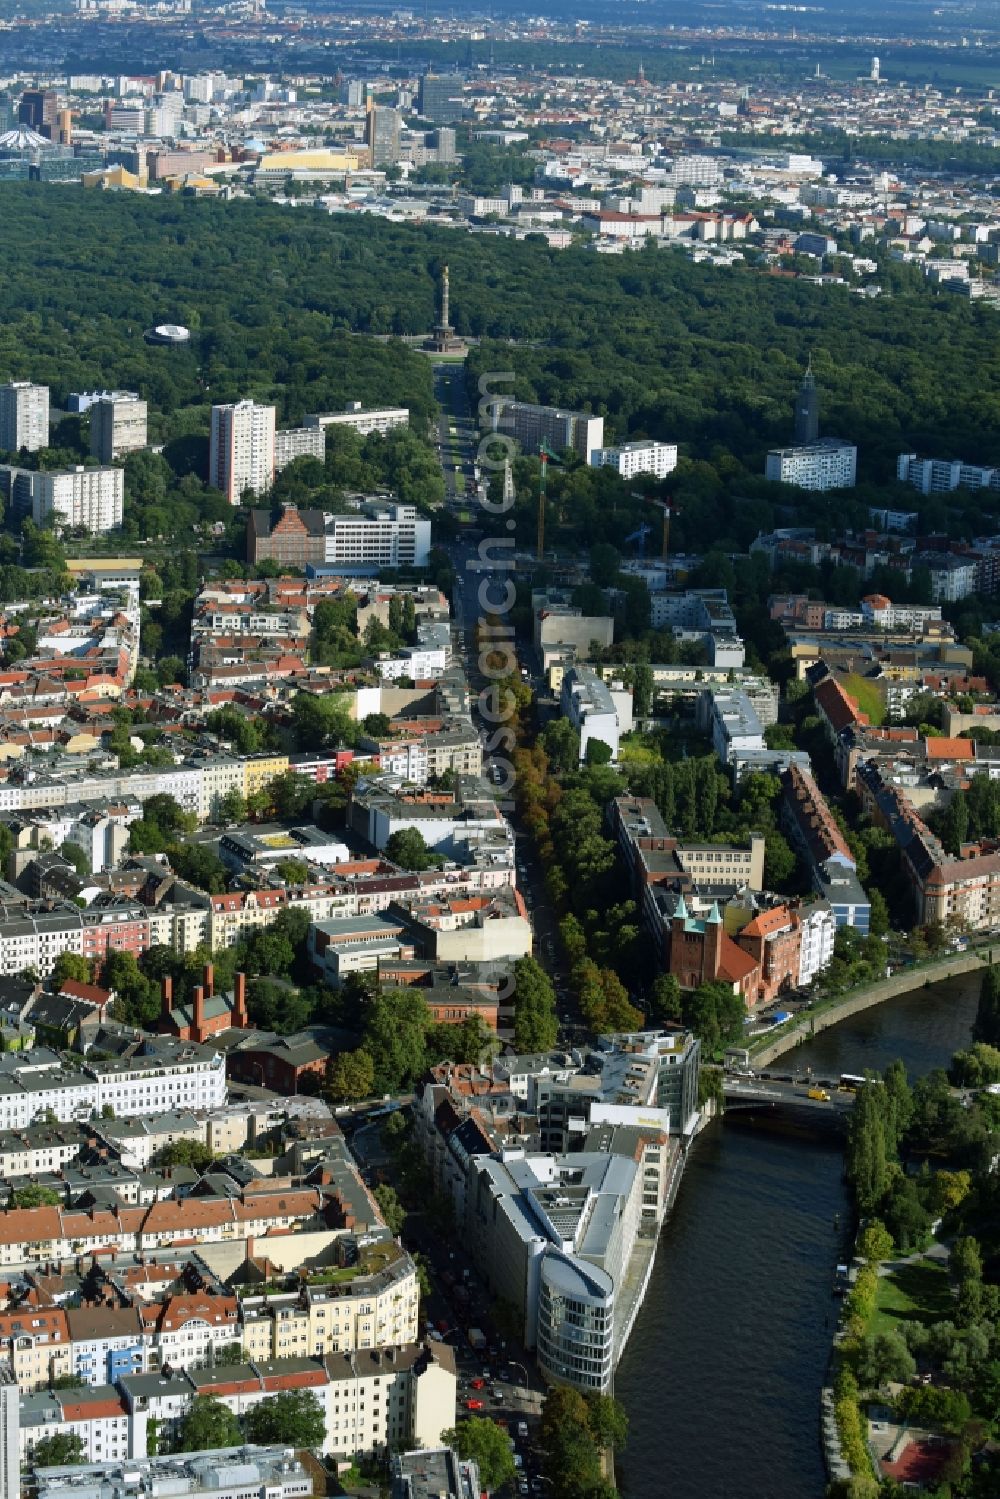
[750,949,985,1068]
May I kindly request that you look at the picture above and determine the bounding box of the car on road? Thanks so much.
[470,1378,486,1390]
[465,1399,484,1411]
[517,1422,529,1440]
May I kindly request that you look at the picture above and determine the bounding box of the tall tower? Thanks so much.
[794,360,819,446]
[428,264,465,353]
[871,55,880,82]
[0,1363,18,1499]
[209,400,276,506]
[441,266,450,331]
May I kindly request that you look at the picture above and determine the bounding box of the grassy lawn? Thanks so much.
[870,1258,953,1336]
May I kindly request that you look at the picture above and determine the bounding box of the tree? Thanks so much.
[762,830,797,890]
[647,972,682,1026]
[275,858,311,885]
[855,1330,916,1390]
[153,1139,215,1172]
[361,988,431,1092]
[212,1343,247,1366]
[974,963,1000,1046]
[174,1396,242,1453]
[30,1432,86,1467]
[374,1183,406,1235]
[386,827,437,871]
[868,888,890,938]
[11,1184,61,1208]
[51,951,91,986]
[244,1390,326,1449]
[269,771,316,821]
[217,788,248,824]
[512,956,559,1052]
[584,1392,629,1451]
[442,1417,516,1492]
[859,1220,893,1264]
[326,1047,375,1102]
[584,737,613,766]
[58,842,90,879]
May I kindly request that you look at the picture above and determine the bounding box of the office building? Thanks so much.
[765,439,857,491]
[418,73,465,123]
[793,363,819,446]
[2,464,124,533]
[393,1449,480,1499]
[90,393,147,462]
[435,127,457,163]
[304,404,409,438]
[367,103,401,166]
[560,663,624,764]
[274,426,326,471]
[32,1450,311,1499]
[0,381,48,453]
[324,502,431,570]
[210,400,276,505]
[590,440,678,479]
[18,89,58,139]
[493,400,604,464]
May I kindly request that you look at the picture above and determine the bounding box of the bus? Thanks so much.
[838,1074,867,1093]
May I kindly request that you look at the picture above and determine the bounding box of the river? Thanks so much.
[614,971,980,1499]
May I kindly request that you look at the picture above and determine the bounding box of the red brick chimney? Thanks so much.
[202,962,214,999]
[192,985,205,1042]
[234,971,249,1029]
[161,975,173,1026]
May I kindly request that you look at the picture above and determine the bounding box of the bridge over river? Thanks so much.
[722,1075,856,1124]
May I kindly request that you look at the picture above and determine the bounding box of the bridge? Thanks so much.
[722,1076,856,1120]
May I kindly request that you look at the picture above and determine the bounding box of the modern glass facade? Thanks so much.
[536,1250,615,1394]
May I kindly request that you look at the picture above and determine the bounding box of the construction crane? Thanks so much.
[632,493,677,560]
[624,523,652,556]
[537,438,561,561]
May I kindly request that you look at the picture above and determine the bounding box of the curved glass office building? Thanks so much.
[536,1249,615,1393]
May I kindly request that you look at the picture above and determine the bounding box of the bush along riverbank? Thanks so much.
[823,966,1000,1499]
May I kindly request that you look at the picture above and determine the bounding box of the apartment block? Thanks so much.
[0,381,48,453]
[589,440,678,479]
[897,451,1000,495]
[765,439,857,491]
[28,465,124,533]
[304,404,409,438]
[90,395,147,462]
[492,400,604,463]
[274,426,326,471]
[210,401,276,505]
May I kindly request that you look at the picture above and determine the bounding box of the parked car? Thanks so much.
[465,1399,484,1411]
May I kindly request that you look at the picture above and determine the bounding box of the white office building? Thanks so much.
[33,1451,311,1499]
[210,401,276,505]
[560,664,622,764]
[0,382,49,454]
[90,394,147,463]
[590,440,678,479]
[324,503,431,569]
[305,404,409,438]
[31,466,124,534]
[765,439,857,491]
